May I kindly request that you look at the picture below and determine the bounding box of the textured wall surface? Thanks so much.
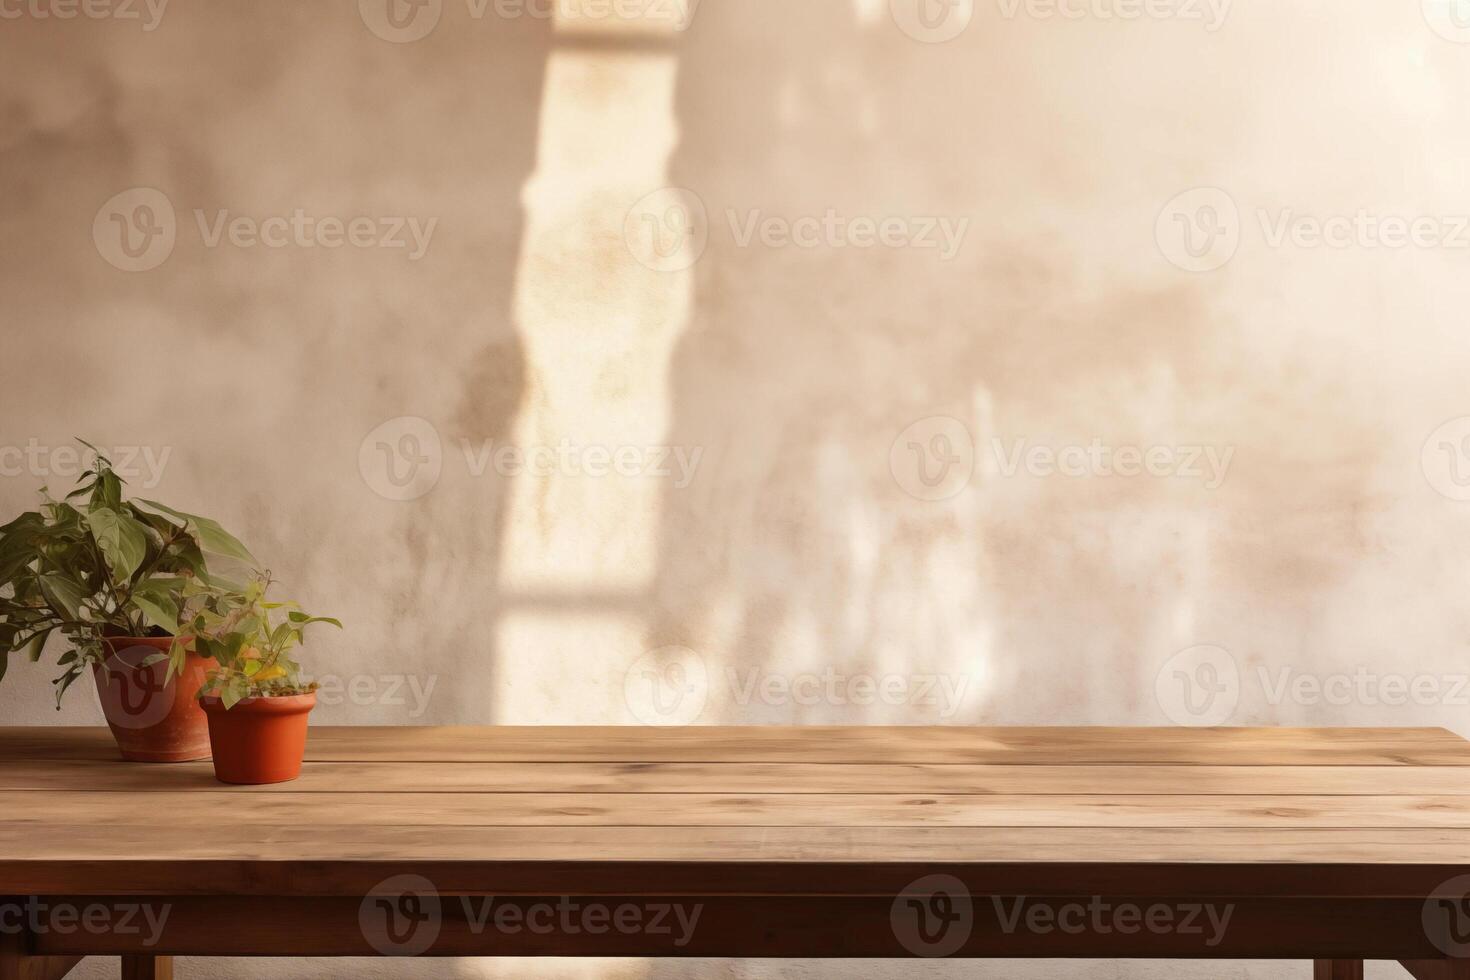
[3,0,1470,977]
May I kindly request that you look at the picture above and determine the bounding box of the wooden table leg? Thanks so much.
[1314,961,1364,980]
[119,956,172,980]
[1,933,83,980]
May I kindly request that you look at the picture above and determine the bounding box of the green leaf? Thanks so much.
[97,469,123,510]
[138,652,169,667]
[52,665,84,707]
[287,612,342,629]
[166,639,186,682]
[222,674,248,709]
[36,575,85,621]
[131,594,178,635]
[85,507,148,583]
[75,439,112,467]
[26,629,56,662]
[135,500,257,567]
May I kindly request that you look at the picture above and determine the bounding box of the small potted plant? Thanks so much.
[0,445,256,762]
[188,572,339,784]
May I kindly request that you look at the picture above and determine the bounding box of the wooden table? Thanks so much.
[5,726,1470,979]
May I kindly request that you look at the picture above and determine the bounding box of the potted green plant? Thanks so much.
[0,446,258,761]
[187,572,340,784]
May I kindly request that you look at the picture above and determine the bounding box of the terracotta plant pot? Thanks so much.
[92,636,212,763]
[200,691,316,784]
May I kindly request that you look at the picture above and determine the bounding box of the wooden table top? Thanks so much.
[6,725,1470,898]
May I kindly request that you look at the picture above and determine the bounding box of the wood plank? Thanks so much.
[7,791,1470,829]
[1401,959,1470,980]
[5,726,1470,766]
[10,852,1470,899]
[7,825,1470,867]
[8,760,1470,795]
[23,895,1452,960]
[1315,961,1364,980]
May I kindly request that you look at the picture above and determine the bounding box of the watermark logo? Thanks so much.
[358,416,444,502]
[360,874,442,956]
[890,0,974,42]
[1156,187,1240,273]
[625,187,708,272]
[624,645,708,726]
[1155,644,1239,726]
[891,874,973,957]
[1424,0,1470,43]
[1424,875,1470,956]
[1422,417,1470,502]
[89,643,185,731]
[890,416,975,501]
[359,0,443,41]
[93,187,176,273]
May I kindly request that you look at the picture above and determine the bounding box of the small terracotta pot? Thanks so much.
[93,637,212,763]
[200,691,316,784]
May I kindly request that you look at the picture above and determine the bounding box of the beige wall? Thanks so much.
[4,0,1470,977]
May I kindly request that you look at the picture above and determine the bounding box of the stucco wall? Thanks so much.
[3,0,1470,977]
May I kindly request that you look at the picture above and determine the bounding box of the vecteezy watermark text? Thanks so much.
[0,440,170,489]
[888,875,1233,958]
[624,646,973,726]
[995,0,1230,30]
[359,416,703,502]
[0,899,171,947]
[623,189,971,272]
[991,896,1234,946]
[358,875,703,956]
[93,188,437,272]
[308,673,439,719]
[989,437,1233,489]
[888,417,1235,501]
[0,0,167,29]
[357,0,699,44]
[1158,187,1470,273]
[1155,644,1470,726]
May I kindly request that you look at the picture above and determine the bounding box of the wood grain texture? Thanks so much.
[4,726,1470,904]
[9,791,1470,828]
[6,726,1470,765]
[1401,959,1470,980]
[8,761,1470,795]
[118,956,170,980]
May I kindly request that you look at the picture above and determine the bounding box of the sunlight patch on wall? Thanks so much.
[493,34,692,722]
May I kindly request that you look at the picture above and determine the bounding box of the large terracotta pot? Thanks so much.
[200,691,316,785]
[92,636,212,762]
